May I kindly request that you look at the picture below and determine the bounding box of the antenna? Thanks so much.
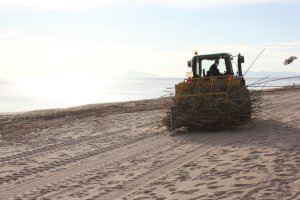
[244,48,266,76]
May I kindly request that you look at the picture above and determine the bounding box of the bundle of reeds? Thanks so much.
[163,85,261,131]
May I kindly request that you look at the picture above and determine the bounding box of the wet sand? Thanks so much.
[0,88,299,200]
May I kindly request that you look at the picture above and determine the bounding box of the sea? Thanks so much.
[1,77,299,113]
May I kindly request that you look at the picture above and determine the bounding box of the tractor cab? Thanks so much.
[188,53,245,78]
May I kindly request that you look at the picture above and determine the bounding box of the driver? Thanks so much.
[208,59,221,76]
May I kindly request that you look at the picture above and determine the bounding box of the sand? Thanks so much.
[0,88,299,200]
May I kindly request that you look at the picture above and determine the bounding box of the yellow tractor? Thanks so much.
[165,52,252,130]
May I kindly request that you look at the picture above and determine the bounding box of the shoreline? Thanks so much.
[1,86,299,142]
[0,97,169,141]
[0,97,169,119]
[1,85,299,117]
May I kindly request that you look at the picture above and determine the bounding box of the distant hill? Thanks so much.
[245,71,300,78]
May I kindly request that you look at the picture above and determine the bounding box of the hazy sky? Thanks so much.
[0,0,299,78]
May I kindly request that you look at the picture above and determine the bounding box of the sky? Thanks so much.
[0,0,299,78]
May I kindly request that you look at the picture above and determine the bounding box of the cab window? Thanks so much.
[201,59,227,75]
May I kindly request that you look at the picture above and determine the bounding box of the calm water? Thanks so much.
[1,77,299,113]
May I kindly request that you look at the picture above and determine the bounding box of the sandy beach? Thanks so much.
[0,88,299,200]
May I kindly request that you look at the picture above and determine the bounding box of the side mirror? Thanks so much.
[187,60,192,68]
[238,54,245,63]
[237,54,244,76]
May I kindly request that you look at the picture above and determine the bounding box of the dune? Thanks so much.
[0,87,299,199]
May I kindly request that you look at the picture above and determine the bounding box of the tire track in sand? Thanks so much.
[28,140,186,199]
[0,128,130,162]
[0,127,148,185]
[0,131,165,199]
[41,134,226,199]
[0,118,160,165]
[95,143,218,200]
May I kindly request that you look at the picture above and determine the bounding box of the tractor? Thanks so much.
[165,52,252,130]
